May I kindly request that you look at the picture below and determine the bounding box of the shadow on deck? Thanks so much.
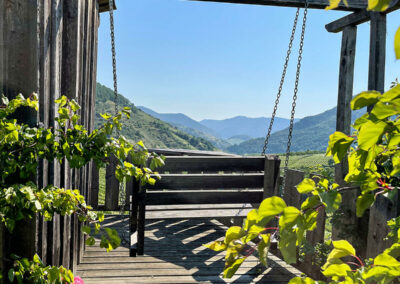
[77,215,301,283]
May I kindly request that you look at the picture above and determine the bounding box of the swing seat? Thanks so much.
[129,155,281,256]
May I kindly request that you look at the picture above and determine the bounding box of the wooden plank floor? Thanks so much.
[77,215,301,283]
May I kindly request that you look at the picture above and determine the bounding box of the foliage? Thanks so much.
[205,1,400,282]
[7,254,73,284]
[0,93,164,282]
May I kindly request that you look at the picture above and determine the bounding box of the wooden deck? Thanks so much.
[77,215,301,283]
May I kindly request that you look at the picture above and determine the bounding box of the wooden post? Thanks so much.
[130,180,140,257]
[106,156,120,210]
[0,1,40,274]
[332,26,359,248]
[368,13,386,96]
[365,12,389,258]
[283,169,304,207]
[137,187,146,256]
[334,25,357,183]
[263,155,281,199]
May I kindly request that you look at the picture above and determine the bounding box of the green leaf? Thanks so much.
[279,206,301,228]
[371,99,400,120]
[100,113,112,120]
[301,196,321,211]
[244,209,259,231]
[33,254,43,265]
[325,0,341,10]
[374,253,400,267]
[279,228,298,264]
[320,191,342,214]
[326,132,354,163]
[296,178,316,194]
[223,257,245,278]
[356,194,375,217]
[86,236,96,246]
[82,225,91,235]
[367,0,391,11]
[351,91,381,110]
[395,26,400,60]
[327,240,356,261]
[358,120,387,151]
[224,226,245,245]
[322,263,351,277]
[288,277,317,284]
[204,241,227,252]
[258,234,271,266]
[48,266,60,283]
[8,269,15,282]
[258,196,286,218]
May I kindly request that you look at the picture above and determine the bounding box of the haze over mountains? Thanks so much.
[138,104,364,154]
[97,82,364,155]
[137,106,295,143]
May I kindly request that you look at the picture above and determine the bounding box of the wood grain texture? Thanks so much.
[148,173,264,190]
[77,216,301,283]
[159,156,265,173]
[263,155,281,198]
[146,190,264,205]
[106,156,120,210]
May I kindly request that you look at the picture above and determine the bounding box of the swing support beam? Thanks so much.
[191,0,366,11]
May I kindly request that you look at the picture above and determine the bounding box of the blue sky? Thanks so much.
[96,0,400,120]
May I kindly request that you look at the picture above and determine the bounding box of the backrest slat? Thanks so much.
[147,173,264,190]
[158,156,265,173]
[145,190,264,205]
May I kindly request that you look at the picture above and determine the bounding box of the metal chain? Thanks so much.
[108,0,128,245]
[282,3,308,191]
[261,8,300,155]
[109,0,119,127]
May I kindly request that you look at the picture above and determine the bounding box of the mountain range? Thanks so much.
[137,106,295,145]
[227,107,365,154]
[97,82,364,155]
[95,83,215,151]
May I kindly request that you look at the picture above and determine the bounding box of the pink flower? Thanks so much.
[74,276,84,284]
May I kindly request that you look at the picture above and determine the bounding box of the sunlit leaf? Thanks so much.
[296,178,316,194]
[351,91,381,110]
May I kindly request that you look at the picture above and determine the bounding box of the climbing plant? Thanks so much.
[205,0,400,282]
[0,94,164,282]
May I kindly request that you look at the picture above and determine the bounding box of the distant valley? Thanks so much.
[97,82,364,155]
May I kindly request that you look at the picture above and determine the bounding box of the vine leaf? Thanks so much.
[356,194,375,217]
[367,0,391,11]
[322,263,351,277]
[203,241,226,252]
[395,26,400,60]
[296,178,316,194]
[351,91,381,110]
[358,120,387,151]
[258,234,271,266]
[223,257,245,278]
[326,132,354,164]
[327,240,355,261]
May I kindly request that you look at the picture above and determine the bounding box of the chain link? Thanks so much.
[261,8,300,155]
[282,3,308,191]
[108,0,129,245]
[109,0,119,128]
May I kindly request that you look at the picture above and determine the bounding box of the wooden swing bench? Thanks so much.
[129,154,281,256]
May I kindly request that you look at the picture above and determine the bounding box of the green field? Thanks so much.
[278,153,333,169]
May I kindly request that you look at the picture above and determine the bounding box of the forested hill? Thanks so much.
[227,107,365,155]
[95,83,216,151]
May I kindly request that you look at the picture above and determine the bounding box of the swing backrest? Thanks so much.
[143,155,280,206]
